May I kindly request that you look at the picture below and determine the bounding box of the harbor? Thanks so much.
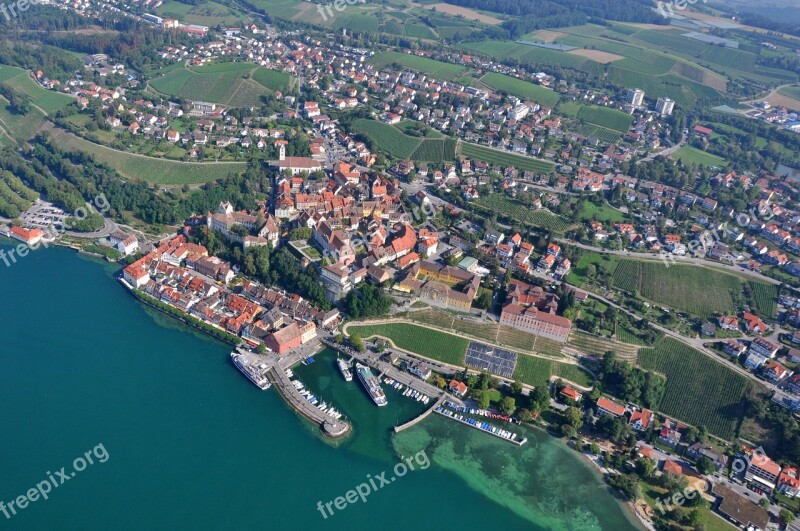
[435,402,528,446]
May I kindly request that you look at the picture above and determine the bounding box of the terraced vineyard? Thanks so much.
[473,193,570,232]
[410,138,457,162]
[638,338,751,439]
[566,331,639,362]
[458,142,555,173]
[612,260,742,318]
[352,119,422,159]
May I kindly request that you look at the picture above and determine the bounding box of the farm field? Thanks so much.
[638,338,750,440]
[473,193,569,232]
[457,142,555,173]
[47,128,245,185]
[156,0,245,26]
[369,51,467,80]
[578,202,627,223]
[461,41,606,77]
[149,63,294,107]
[0,65,73,114]
[672,146,726,167]
[347,322,468,366]
[612,260,747,319]
[353,118,456,162]
[576,105,634,133]
[748,281,778,318]
[0,98,47,144]
[479,73,561,107]
[512,355,593,388]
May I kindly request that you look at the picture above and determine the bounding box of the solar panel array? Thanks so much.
[465,341,518,378]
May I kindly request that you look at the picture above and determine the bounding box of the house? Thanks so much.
[596,397,625,417]
[629,408,653,431]
[778,467,800,498]
[448,379,468,397]
[407,361,432,380]
[743,313,769,335]
[745,450,781,491]
[718,315,739,331]
[749,337,780,359]
[658,420,682,448]
[724,339,747,358]
[762,360,791,382]
[685,443,728,471]
[109,231,138,256]
[701,322,717,336]
[560,386,582,402]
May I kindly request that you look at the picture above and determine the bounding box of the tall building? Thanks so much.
[626,88,645,107]
[656,97,675,116]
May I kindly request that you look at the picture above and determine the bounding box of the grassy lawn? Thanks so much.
[347,323,468,365]
[578,202,626,223]
[512,354,593,388]
[672,146,726,168]
[565,251,621,286]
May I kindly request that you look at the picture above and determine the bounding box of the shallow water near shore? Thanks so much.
[0,241,639,530]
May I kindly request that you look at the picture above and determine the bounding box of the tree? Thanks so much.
[780,509,795,525]
[530,385,550,413]
[606,473,641,501]
[349,334,365,352]
[257,342,266,354]
[561,424,577,438]
[476,390,491,409]
[589,443,601,455]
[518,409,533,422]
[759,497,770,510]
[695,457,715,475]
[635,458,655,478]
[473,290,492,310]
[563,406,584,429]
[499,396,516,415]
[510,380,523,396]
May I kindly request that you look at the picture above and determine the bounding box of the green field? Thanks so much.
[748,281,778,318]
[461,41,605,77]
[612,260,749,319]
[352,119,456,161]
[638,338,750,440]
[149,63,295,107]
[347,323,468,365]
[672,146,726,167]
[578,202,626,223]
[48,128,245,185]
[779,85,800,100]
[369,51,467,81]
[458,142,555,173]
[473,193,569,231]
[156,0,245,26]
[512,355,593,388]
[576,105,633,133]
[479,73,560,107]
[0,65,73,114]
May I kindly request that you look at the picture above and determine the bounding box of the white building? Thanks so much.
[626,88,645,107]
[656,97,675,116]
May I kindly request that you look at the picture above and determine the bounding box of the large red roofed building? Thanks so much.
[10,226,44,245]
[264,322,303,355]
[596,396,625,417]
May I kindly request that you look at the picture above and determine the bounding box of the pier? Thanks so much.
[268,363,350,438]
[394,395,447,433]
[434,408,527,446]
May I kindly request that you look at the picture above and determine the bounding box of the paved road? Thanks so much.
[554,238,782,286]
[636,133,687,164]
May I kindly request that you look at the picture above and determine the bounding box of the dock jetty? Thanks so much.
[268,363,349,438]
[394,395,447,433]
[435,403,527,446]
